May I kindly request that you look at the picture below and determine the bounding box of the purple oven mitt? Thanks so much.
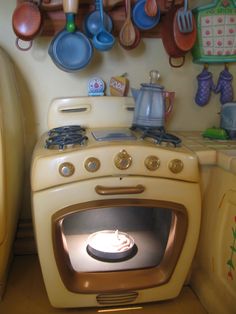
[195,67,215,106]
[214,67,233,105]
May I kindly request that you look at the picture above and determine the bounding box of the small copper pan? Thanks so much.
[12,1,43,51]
[161,5,185,67]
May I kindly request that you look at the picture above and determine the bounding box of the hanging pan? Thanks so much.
[48,0,93,72]
[161,4,185,68]
[12,0,43,51]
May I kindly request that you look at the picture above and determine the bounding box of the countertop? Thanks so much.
[177,131,236,174]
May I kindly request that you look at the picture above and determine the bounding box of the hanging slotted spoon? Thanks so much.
[177,0,193,33]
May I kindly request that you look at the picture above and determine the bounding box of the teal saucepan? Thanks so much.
[48,0,93,72]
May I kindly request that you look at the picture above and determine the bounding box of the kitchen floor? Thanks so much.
[0,255,208,314]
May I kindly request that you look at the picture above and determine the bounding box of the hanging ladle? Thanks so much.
[93,0,115,51]
[83,0,113,38]
[119,0,136,47]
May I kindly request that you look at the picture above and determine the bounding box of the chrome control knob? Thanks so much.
[59,162,75,177]
[145,156,160,171]
[114,149,132,170]
[84,157,101,172]
[168,159,184,174]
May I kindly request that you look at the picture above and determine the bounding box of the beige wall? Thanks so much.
[0,0,235,218]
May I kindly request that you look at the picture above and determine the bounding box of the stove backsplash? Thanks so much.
[48,96,135,130]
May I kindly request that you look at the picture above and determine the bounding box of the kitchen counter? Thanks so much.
[180,131,236,314]
[177,131,236,174]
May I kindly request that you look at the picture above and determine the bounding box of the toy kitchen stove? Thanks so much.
[31,96,201,309]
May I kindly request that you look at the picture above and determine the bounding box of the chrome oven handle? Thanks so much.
[95,184,145,195]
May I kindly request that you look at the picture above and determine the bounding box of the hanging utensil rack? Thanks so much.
[16,0,183,38]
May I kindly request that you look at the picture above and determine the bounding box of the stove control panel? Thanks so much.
[84,157,101,172]
[59,162,75,177]
[145,156,161,171]
[168,159,184,174]
[114,149,132,170]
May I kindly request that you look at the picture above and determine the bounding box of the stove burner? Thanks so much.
[48,125,85,136]
[131,126,181,147]
[45,125,88,150]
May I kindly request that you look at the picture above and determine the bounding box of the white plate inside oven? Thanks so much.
[91,128,136,141]
[86,230,137,262]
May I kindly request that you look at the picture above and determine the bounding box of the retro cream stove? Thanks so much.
[31,96,201,308]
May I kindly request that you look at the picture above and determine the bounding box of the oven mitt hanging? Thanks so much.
[195,67,215,106]
[214,67,233,105]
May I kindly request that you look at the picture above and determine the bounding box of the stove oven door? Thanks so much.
[42,176,201,294]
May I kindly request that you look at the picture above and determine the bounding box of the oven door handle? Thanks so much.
[95,184,145,195]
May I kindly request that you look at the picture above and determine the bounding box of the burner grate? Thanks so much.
[131,126,181,147]
[45,125,88,150]
[48,125,86,136]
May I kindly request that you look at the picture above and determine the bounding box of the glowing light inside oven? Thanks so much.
[87,230,134,253]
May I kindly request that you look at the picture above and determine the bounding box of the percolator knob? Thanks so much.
[150,70,160,84]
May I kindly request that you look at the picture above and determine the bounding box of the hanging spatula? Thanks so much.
[177,0,193,33]
[144,0,158,17]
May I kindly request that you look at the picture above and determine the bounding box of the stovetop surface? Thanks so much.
[43,125,182,151]
[39,126,188,154]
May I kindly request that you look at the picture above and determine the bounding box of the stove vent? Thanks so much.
[96,291,138,305]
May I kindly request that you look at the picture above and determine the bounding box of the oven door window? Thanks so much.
[52,199,187,293]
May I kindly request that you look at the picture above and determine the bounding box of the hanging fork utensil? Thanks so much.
[177,0,193,33]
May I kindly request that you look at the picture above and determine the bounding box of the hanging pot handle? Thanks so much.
[63,0,79,13]
[169,56,185,68]
[41,0,62,11]
[164,91,175,119]
[63,0,79,32]
[15,38,33,51]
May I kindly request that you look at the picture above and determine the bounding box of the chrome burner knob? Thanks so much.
[145,156,160,171]
[114,149,132,170]
[59,162,75,177]
[168,159,184,174]
[85,157,101,172]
